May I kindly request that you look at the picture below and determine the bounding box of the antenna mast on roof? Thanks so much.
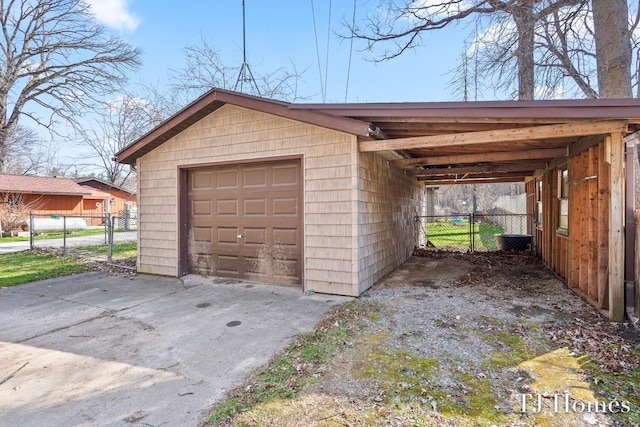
[234,0,261,96]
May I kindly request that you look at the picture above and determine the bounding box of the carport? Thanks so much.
[299,99,640,321]
[118,90,640,320]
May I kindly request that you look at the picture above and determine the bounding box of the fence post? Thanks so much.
[62,215,67,255]
[29,212,34,250]
[107,215,114,263]
[469,214,474,252]
[104,213,110,245]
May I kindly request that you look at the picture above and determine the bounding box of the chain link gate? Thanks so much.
[417,213,535,252]
[29,212,137,268]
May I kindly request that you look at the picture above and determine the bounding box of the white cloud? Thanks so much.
[86,0,140,32]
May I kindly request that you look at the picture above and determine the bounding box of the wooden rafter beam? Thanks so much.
[418,171,531,181]
[414,162,547,177]
[421,177,526,186]
[394,147,568,168]
[359,120,628,152]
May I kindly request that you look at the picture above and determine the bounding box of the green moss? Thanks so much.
[353,341,509,424]
[587,363,640,426]
[449,368,503,422]
[354,345,439,402]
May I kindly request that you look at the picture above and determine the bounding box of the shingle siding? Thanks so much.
[137,104,360,295]
[357,152,422,294]
[136,104,422,296]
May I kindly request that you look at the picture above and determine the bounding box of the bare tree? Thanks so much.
[75,94,164,188]
[0,124,73,176]
[593,0,632,97]
[349,0,583,100]
[0,192,43,234]
[0,0,141,173]
[168,36,307,103]
[349,0,634,100]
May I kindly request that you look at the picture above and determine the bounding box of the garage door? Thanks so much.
[187,160,302,285]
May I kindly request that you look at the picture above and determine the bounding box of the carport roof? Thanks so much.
[117,89,640,185]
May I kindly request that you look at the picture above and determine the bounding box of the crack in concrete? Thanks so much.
[13,286,193,344]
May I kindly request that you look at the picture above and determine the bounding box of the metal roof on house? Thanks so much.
[0,174,91,196]
[116,89,640,184]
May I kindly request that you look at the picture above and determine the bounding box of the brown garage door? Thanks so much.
[187,160,302,285]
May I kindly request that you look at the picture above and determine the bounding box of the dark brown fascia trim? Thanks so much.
[117,89,374,165]
[75,177,135,195]
[292,98,640,120]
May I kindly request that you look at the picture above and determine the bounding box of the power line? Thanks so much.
[324,0,332,102]
[310,0,325,100]
[345,0,357,103]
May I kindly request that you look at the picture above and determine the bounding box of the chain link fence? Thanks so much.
[107,213,137,268]
[29,212,137,268]
[417,213,534,252]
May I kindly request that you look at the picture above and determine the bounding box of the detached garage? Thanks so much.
[118,89,640,320]
[117,89,421,296]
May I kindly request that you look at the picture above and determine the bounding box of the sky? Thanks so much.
[88,0,471,104]
[40,0,474,173]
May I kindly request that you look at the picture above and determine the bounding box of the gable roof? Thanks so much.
[115,89,640,184]
[0,174,91,196]
[116,89,376,165]
[75,177,136,196]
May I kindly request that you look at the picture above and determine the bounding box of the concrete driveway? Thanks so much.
[0,273,350,426]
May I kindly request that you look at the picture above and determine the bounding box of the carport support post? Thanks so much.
[609,132,625,321]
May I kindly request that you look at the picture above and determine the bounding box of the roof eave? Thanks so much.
[116,89,374,165]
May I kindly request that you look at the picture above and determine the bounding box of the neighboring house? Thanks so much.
[0,174,136,227]
[117,89,640,321]
[74,177,137,225]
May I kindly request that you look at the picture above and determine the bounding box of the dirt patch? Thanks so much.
[208,252,640,427]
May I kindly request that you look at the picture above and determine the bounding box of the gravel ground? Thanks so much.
[233,251,640,427]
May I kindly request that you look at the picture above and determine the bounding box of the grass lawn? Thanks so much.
[0,251,86,287]
[82,241,137,259]
[0,227,109,243]
[425,221,504,250]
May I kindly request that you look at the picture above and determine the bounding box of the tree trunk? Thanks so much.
[593,0,632,98]
[514,1,535,100]
[0,122,16,174]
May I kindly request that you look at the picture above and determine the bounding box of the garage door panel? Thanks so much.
[191,254,214,274]
[217,255,240,275]
[192,226,212,242]
[272,164,299,186]
[192,171,212,189]
[244,228,266,245]
[273,197,298,215]
[245,257,265,274]
[216,199,238,215]
[244,198,266,216]
[215,170,239,189]
[188,160,301,285]
[273,228,298,246]
[192,199,211,215]
[217,227,239,244]
[243,167,267,187]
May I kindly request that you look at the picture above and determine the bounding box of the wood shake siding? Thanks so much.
[137,105,360,294]
[357,152,422,294]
